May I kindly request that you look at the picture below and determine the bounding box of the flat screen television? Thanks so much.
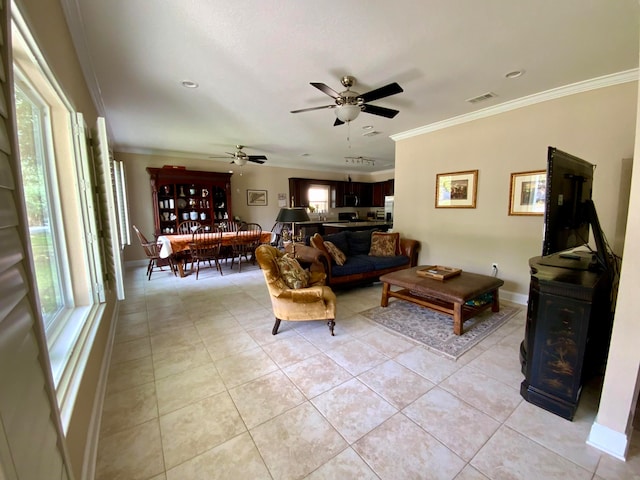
[542,147,609,270]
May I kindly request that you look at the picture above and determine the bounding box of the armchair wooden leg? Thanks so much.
[327,320,335,336]
[272,318,281,335]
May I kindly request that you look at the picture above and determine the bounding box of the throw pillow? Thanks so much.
[276,254,309,289]
[369,232,400,257]
[323,241,346,266]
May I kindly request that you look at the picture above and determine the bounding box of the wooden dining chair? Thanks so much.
[132,225,175,280]
[189,227,223,279]
[177,220,201,234]
[231,223,262,272]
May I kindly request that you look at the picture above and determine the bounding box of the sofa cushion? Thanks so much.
[347,229,376,256]
[323,241,346,266]
[323,231,350,256]
[276,254,309,289]
[368,254,410,271]
[369,232,400,256]
[331,255,376,277]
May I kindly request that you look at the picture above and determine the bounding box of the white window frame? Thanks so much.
[12,4,106,432]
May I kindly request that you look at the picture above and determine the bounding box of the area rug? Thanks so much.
[360,301,521,360]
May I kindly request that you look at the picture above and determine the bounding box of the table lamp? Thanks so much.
[275,207,310,244]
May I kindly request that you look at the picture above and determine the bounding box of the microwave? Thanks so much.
[344,194,359,207]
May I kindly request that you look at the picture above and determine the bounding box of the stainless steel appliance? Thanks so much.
[384,196,394,222]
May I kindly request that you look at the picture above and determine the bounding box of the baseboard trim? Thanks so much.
[81,302,120,480]
[587,421,630,461]
[500,289,528,306]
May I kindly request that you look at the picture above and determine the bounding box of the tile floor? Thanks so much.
[95,262,639,480]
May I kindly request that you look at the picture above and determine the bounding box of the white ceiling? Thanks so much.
[61,0,639,173]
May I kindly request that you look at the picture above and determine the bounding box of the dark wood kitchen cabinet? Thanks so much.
[520,254,614,420]
[147,167,233,235]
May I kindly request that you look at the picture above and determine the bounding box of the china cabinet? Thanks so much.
[147,167,233,235]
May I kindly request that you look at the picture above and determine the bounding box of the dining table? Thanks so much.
[157,231,273,277]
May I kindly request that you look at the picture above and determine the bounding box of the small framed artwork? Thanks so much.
[247,189,268,206]
[435,170,478,208]
[509,170,546,215]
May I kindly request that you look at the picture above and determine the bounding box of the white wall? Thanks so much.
[393,82,637,297]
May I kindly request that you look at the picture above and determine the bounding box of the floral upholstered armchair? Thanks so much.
[255,245,336,336]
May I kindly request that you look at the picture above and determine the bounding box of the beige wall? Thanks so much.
[394,82,637,297]
[120,151,391,262]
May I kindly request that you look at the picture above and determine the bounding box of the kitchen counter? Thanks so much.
[322,221,392,234]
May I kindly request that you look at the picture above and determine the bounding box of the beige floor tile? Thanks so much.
[152,341,213,379]
[358,359,435,409]
[312,378,397,443]
[506,400,601,471]
[155,363,226,415]
[354,413,465,480]
[395,345,461,383]
[193,315,243,339]
[403,387,500,461]
[202,330,260,361]
[596,437,640,480]
[229,370,305,428]
[147,315,193,337]
[150,324,202,354]
[282,353,353,399]
[261,335,322,368]
[106,355,155,395]
[96,419,164,480]
[110,337,152,364]
[466,342,523,389]
[114,318,149,344]
[336,314,381,338]
[246,323,298,345]
[159,391,246,469]
[214,346,279,388]
[165,432,271,480]
[304,447,379,479]
[440,365,522,422]
[101,382,158,437]
[295,321,354,350]
[324,339,388,375]
[251,402,347,480]
[471,426,593,480]
[357,328,417,356]
[454,465,490,479]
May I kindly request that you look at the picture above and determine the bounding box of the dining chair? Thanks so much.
[177,220,201,234]
[231,222,262,272]
[132,225,175,280]
[218,220,243,263]
[189,227,224,279]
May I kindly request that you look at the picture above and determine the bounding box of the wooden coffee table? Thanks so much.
[379,266,504,335]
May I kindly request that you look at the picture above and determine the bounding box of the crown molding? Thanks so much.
[391,69,639,142]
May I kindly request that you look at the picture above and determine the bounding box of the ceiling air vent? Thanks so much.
[362,130,381,137]
[466,92,497,104]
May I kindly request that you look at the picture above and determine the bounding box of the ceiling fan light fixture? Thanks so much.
[234,157,248,166]
[335,104,361,122]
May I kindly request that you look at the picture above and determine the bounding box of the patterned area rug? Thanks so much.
[360,300,521,360]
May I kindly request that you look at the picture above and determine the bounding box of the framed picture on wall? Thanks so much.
[435,170,478,208]
[509,170,546,215]
[247,189,268,206]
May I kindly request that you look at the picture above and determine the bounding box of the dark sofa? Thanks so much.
[291,229,420,288]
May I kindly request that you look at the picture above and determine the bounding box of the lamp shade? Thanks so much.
[335,104,361,123]
[275,207,310,223]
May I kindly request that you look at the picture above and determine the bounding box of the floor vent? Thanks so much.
[466,92,497,104]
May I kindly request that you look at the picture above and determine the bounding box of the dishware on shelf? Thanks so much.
[202,189,208,198]
[189,185,196,195]
[190,211,198,220]
[200,212,206,220]
[177,198,187,209]
[179,186,185,197]
[182,212,189,220]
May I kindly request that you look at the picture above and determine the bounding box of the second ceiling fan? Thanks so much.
[291,75,403,126]
[209,145,267,166]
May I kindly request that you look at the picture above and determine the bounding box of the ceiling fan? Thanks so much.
[291,75,403,126]
[209,145,267,166]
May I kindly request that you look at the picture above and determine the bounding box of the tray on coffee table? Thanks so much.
[416,265,462,281]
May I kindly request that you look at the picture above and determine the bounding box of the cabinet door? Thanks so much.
[384,179,394,196]
[288,178,309,207]
[359,182,373,207]
[371,182,384,207]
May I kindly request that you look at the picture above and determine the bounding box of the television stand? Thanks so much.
[520,253,614,420]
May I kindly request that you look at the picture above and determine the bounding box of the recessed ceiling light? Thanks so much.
[301,153,311,157]
[181,80,199,88]
[362,125,374,130]
[505,70,524,79]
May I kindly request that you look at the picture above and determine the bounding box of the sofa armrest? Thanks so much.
[285,244,330,275]
[400,238,420,267]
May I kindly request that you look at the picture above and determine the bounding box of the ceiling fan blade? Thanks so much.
[361,104,399,118]
[359,82,403,103]
[290,104,335,114]
[311,82,341,99]
[333,118,345,126]
[248,158,266,164]
[248,155,267,161]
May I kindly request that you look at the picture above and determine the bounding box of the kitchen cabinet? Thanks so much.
[147,167,233,235]
[371,182,385,207]
[384,179,394,196]
[289,177,394,209]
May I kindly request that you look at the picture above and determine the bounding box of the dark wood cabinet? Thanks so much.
[147,167,233,235]
[520,253,613,420]
[288,177,394,209]
[384,179,394,196]
[371,182,385,207]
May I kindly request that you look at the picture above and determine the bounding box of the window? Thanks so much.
[308,184,330,214]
